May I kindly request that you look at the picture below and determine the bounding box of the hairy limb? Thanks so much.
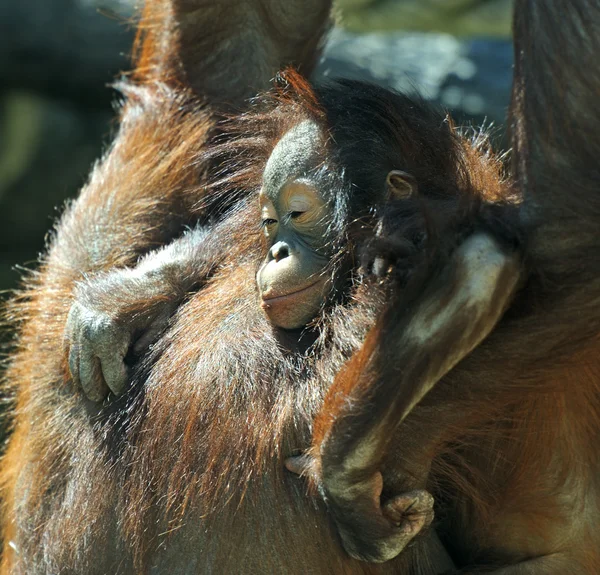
[512,0,600,287]
[64,224,230,401]
[288,232,521,563]
[136,0,333,108]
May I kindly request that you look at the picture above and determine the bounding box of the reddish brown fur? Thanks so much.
[1,0,600,574]
[0,81,460,572]
[133,0,332,108]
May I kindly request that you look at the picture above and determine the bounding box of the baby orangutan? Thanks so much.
[12,1,600,573]
[60,78,521,570]
[66,117,421,401]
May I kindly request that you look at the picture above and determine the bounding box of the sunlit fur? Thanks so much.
[0,56,512,575]
[1,0,599,574]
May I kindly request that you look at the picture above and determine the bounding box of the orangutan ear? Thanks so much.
[386,170,418,200]
[134,0,332,109]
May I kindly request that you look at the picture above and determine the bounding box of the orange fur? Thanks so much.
[1,0,599,574]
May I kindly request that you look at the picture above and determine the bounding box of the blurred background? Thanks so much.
[0,0,513,292]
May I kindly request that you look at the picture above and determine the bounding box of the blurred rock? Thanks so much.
[316,28,513,130]
[336,0,513,37]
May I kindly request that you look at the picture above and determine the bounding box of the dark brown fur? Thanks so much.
[1,0,599,574]
[307,3,600,572]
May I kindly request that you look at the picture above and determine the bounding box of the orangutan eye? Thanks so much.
[261,218,278,228]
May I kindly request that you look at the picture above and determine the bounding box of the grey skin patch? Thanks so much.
[263,120,324,199]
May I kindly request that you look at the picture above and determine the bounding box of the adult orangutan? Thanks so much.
[1,0,599,574]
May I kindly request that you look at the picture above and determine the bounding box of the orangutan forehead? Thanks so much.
[262,120,324,198]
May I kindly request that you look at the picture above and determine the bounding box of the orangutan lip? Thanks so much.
[261,278,323,305]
